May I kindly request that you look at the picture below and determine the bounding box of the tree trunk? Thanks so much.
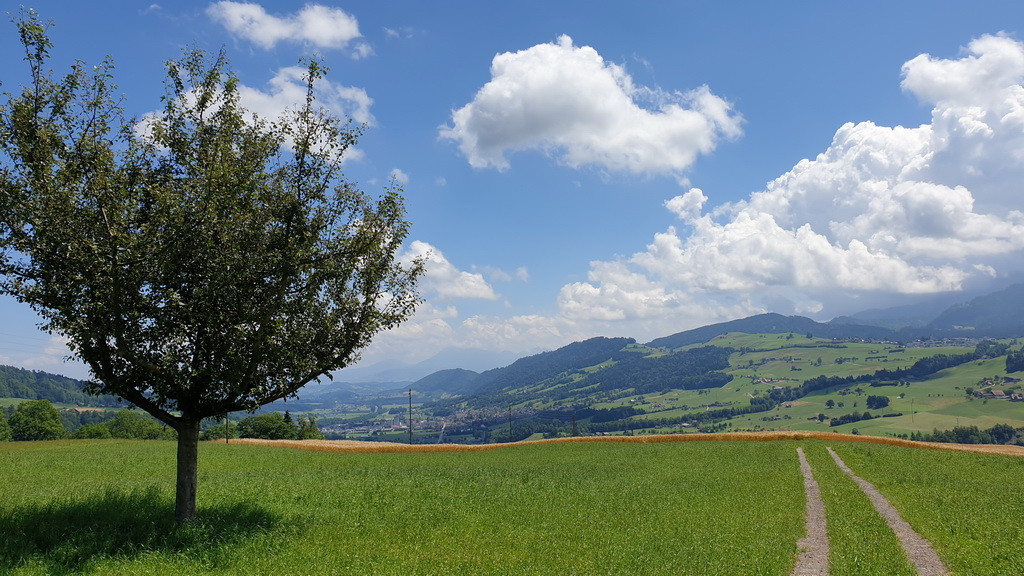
[174,418,201,523]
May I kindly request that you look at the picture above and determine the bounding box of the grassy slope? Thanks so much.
[579,334,1024,436]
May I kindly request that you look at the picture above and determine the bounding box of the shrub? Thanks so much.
[72,423,113,439]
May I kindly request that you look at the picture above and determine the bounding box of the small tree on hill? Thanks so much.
[0,13,422,522]
[865,395,890,410]
[297,415,325,439]
[9,399,65,440]
[1007,348,1024,373]
[0,410,12,441]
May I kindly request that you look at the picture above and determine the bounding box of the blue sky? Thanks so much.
[3,1,1024,379]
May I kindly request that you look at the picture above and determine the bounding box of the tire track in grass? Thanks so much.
[791,447,829,576]
[806,445,916,576]
[827,447,949,576]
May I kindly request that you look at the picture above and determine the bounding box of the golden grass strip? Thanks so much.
[226,430,1024,456]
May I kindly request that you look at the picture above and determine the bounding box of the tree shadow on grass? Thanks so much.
[0,486,280,574]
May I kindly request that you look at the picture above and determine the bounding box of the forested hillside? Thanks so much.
[466,337,636,398]
[0,365,119,406]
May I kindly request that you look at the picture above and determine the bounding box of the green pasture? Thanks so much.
[2,439,804,575]
[831,441,1024,576]
[588,336,1024,437]
[2,438,1023,575]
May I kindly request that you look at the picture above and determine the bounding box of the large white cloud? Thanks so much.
[357,33,1024,371]
[560,33,1024,331]
[207,2,369,56]
[440,35,742,176]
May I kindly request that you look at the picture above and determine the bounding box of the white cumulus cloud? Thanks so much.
[401,241,499,301]
[207,2,366,54]
[356,33,1024,370]
[440,35,741,176]
[560,32,1024,331]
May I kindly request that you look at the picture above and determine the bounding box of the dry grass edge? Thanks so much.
[225,431,1024,457]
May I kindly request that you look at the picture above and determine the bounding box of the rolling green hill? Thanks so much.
[0,365,119,408]
[414,332,1024,442]
[7,285,1024,445]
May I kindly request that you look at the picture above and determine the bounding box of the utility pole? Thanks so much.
[408,388,413,445]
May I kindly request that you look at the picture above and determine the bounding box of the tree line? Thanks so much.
[0,399,323,442]
[901,423,1019,445]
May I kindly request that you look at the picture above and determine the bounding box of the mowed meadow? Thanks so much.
[2,435,1023,575]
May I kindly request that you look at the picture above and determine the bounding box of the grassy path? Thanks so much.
[801,444,915,576]
[826,447,949,576]
[791,448,829,576]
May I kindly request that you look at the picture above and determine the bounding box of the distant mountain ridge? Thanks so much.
[925,283,1024,336]
[9,285,1024,411]
[649,284,1024,350]
[645,313,893,350]
[413,284,1024,405]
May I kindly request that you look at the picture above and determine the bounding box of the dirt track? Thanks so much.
[791,448,829,576]
[828,447,950,576]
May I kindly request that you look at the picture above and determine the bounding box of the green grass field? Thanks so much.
[2,436,1023,575]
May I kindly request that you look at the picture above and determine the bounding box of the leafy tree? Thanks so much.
[865,395,890,410]
[0,13,422,522]
[297,415,325,440]
[1007,348,1024,373]
[105,410,174,439]
[199,420,237,442]
[9,399,65,440]
[0,410,11,441]
[824,399,835,409]
[988,423,1016,445]
[238,412,297,440]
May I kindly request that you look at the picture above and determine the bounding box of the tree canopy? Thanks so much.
[9,399,65,440]
[238,412,297,440]
[0,11,422,522]
[0,410,11,441]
